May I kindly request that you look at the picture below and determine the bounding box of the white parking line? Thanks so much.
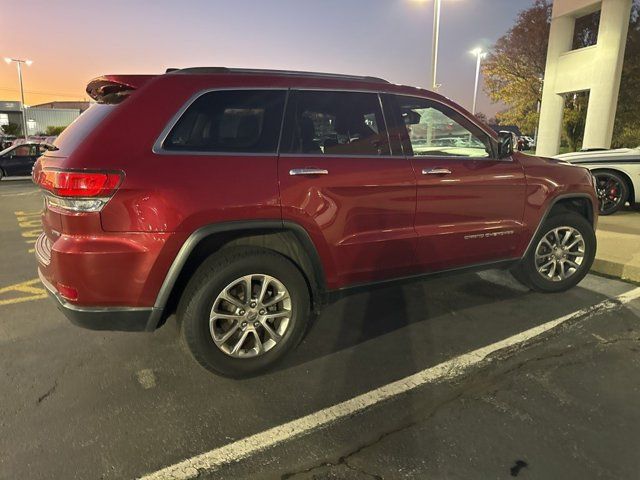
[140,287,640,480]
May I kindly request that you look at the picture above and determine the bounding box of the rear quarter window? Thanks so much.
[162,90,287,154]
[52,104,115,157]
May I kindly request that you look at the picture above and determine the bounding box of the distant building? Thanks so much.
[32,101,91,113]
[0,100,82,136]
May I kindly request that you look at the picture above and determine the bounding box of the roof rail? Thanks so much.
[167,67,389,84]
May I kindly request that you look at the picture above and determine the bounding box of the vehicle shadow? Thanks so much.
[273,266,530,374]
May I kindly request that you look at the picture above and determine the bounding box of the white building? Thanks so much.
[536,0,633,156]
[0,101,81,136]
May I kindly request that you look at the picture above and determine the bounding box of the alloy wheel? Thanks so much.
[594,173,624,215]
[534,226,585,282]
[209,274,292,358]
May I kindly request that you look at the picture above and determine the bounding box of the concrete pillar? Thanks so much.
[535,0,632,156]
[582,0,632,149]
[537,15,575,157]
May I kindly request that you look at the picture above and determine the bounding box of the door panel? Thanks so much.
[391,94,526,271]
[412,157,526,270]
[279,90,418,288]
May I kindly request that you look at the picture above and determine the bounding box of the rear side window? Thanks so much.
[281,91,390,156]
[53,104,115,157]
[163,90,286,154]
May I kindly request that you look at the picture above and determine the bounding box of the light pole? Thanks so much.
[431,0,442,91]
[411,0,443,91]
[4,57,33,140]
[470,48,486,115]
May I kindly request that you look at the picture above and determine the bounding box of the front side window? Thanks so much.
[282,91,390,156]
[395,95,493,158]
[164,90,286,153]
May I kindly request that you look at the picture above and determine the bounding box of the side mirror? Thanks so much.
[497,131,513,159]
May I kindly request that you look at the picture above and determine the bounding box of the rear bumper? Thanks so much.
[38,268,156,332]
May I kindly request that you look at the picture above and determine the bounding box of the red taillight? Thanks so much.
[37,169,122,197]
[56,283,78,302]
[34,165,124,213]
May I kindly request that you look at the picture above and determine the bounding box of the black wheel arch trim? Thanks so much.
[146,219,327,331]
[521,193,595,260]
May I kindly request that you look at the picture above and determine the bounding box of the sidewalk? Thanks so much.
[592,208,640,283]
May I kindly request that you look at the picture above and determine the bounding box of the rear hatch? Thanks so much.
[34,75,156,262]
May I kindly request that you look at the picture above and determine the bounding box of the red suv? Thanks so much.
[34,68,597,377]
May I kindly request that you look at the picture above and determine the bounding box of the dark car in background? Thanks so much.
[0,143,54,180]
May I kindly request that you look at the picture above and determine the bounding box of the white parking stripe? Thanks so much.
[140,287,640,480]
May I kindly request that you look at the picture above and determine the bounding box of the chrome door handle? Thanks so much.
[422,168,452,175]
[289,168,329,176]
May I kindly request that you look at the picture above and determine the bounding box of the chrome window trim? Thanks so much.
[279,153,401,160]
[152,87,289,156]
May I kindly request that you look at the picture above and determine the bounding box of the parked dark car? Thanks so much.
[34,68,598,377]
[0,143,54,180]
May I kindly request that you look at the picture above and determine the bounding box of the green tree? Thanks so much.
[1,123,21,136]
[481,0,551,134]
[612,2,640,148]
[562,93,588,151]
[45,126,66,136]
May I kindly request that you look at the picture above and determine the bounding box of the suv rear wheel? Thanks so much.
[179,247,311,377]
[511,213,596,293]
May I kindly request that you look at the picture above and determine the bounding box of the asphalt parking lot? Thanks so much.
[1,179,639,480]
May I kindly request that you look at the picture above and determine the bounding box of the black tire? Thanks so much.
[511,213,596,293]
[0,169,4,181]
[593,170,629,215]
[178,246,311,378]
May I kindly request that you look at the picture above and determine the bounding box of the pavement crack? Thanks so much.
[36,380,57,404]
[280,391,464,480]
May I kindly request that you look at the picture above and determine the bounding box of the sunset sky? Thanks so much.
[0,0,533,116]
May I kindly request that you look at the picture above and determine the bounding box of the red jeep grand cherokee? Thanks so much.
[34,68,597,377]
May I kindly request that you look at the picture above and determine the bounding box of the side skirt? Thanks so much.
[324,258,520,303]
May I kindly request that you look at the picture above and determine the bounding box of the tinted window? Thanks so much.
[282,91,390,156]
[164,90,286,153]
[53,104,115,157]
[395,95,493,158]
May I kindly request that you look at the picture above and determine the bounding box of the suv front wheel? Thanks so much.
[178,247,311,377]
[511,213,596,293]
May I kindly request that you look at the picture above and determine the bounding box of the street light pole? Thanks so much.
[431,0,442,91]
[4,57,32,140]
[471,48,486,115]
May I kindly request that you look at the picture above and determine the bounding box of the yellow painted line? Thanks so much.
[0,294,47,307]
[18,220,42,228]
[14,211,44,253]
[0,279,43,294]
[0,279,48,306]
[21,229,42,238]
[14,210,41,216]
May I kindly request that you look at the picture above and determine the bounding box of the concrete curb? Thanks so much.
[591,258,640,284]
